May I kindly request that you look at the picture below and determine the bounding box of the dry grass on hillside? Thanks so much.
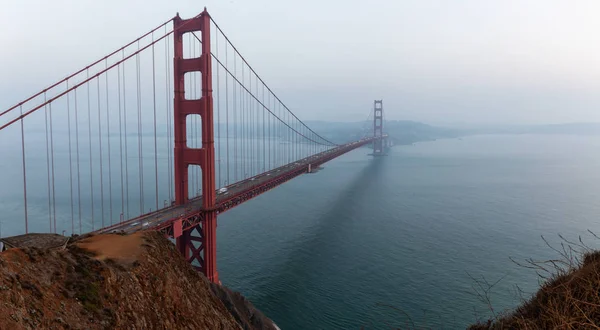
[470,233,600,329]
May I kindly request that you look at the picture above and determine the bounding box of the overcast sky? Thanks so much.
[1,0,599,125]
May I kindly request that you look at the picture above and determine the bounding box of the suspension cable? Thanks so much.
[191,32,336,147]
[0,18,173,119]
[207,17,338,146]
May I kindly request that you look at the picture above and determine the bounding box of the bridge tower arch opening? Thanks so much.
[172,9,218,283]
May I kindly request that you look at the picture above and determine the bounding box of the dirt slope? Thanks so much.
[0,231,276,330]
[470,251,600,329]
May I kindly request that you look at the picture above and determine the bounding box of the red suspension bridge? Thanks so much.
[0,9,387,283]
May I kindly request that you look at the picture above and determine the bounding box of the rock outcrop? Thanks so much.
[0,231,276,330]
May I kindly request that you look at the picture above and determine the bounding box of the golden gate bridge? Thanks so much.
[0,8,388,283]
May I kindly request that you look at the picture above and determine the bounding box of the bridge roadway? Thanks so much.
[95,136,382,236]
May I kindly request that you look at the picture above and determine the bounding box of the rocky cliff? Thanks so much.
[0,231,276,330]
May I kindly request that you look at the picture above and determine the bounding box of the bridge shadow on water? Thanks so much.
[251,156,387,327]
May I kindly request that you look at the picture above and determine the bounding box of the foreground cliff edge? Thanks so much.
[470,250,600,329]
[0,231,277,330]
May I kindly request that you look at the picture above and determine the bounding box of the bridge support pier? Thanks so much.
[202,211,218,282]
[172,9,219,283]
[175,219,218,282]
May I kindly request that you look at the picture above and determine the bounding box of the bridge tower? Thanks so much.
[373,100,384,155]
[172,9,219,283]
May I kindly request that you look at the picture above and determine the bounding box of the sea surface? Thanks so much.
[216,134,600,329]
[2,133,600,328]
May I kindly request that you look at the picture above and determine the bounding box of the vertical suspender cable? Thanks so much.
[123,51,130,219]
[255,74,258,175]
[248,66,251,176]
[44,93,52,232]
[246,62,249,178]
[165,30,173,203]
[255,75,258,174]
[97,77,105,228]
[256,77,258,173]
[105,60,113,225]
[164,31,170,203]
[136,42,144,214]
[267,90,271,171]
[276,100,279,167]
[118,62,125,221]
[251,72,254,176]
[244,65,254,178]
[193,35,199,196]
[239,62,242,179]
[248,66,251,177]
[291,112,293,162]
[259,76,262,172]
[262,84,265,172]
[241,61,244,179]
[281,102,284,166]
[253,74,256,175]
[279,103,289,165]
[75,89,82,233]
[283,105,286,164]
[87,69,95,231]
[285,109,289,163]
[280,101,282,166]
[199,37,204,196]
[233,55,237,182]
[189,34,194,196]
[197,37,201,195]
[20,105,28,234]
[225,39,230,186]
[49,102,57,233]
[152,33,159,211]
[216,28,221,188]
[245,62,248,178]
[198,39,201,194]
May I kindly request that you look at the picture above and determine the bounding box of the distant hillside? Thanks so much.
[384,120,468,145]
[471,123,600,136]
[303,120,600,146]
[305,120,467,145]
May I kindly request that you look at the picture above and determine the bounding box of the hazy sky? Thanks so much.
[1,0,599,125]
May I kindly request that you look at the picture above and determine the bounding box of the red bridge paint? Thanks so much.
[2,6,388,284]
[95,134,386,282]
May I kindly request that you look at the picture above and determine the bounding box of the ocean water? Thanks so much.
[2,132,600,328]
[216,134,600,329]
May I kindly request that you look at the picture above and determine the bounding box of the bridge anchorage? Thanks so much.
[0,7,388,284]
